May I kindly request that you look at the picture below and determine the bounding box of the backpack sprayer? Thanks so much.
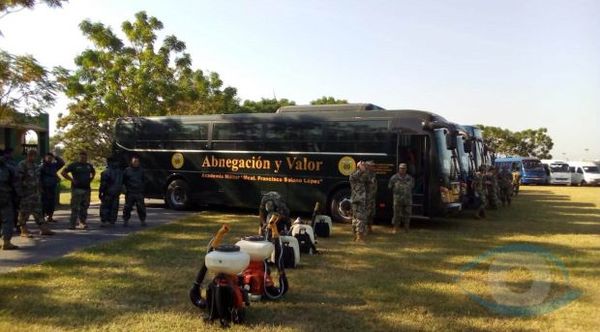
[189,224,251,327]
[237,213,289,301]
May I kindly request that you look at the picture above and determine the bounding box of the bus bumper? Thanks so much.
[522,177,547,185]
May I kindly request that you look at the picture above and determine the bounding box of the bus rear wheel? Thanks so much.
[329,188,352,223]
[166,179,190,210]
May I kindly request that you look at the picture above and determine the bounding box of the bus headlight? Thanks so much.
[440,187,450,203]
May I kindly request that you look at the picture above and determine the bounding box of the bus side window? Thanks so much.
[212,122,263,151]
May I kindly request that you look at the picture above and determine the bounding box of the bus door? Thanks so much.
[396,134,428,216]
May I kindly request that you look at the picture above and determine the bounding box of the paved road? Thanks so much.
[0,200,193,273]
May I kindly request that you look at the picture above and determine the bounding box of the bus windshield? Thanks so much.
[523,160,543,170]
[583,166,600,173]
[456,135,470,176]
[434,129,457,181]
[550,164,569,173]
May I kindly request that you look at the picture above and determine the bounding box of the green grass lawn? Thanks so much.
[1,186,599,331]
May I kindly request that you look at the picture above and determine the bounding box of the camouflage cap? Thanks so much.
[399,163,407,169]
[365,160,375,166]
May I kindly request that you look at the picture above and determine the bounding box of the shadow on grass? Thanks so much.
[0,187,598,331]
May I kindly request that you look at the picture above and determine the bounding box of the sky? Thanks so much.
[1,0,599,160]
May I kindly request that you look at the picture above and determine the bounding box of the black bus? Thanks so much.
[113,105,463,222]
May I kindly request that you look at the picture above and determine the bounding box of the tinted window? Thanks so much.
[323,121,390,153]
[170,124,209,140]
[523,160,543,169]
[550,164,569,173]
[583,166,599,173]
[214,123,262,141]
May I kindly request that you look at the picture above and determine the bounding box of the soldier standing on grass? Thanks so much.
[472,166,487,219]
[122,155,146,227]
[365,161,377,234]
[40,153,65,223]
[485,166,500,210]
[99,157,123,227]
[61,151,95,230]
[498,167,513,206]
[388,163,414,233]
[17,149,55,236]
[1,153,19,250]
[512,163,521,196]
[3,148,20,235]
[349,161,369,242]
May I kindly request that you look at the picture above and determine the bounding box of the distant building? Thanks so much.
[0,113,49,160]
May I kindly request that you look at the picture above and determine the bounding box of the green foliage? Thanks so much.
[310,96,348,105]
[0,50,57,122]
[0,0,66,20]
[239,98,295,113]
[477,125,554,159]
[56,11,239,161]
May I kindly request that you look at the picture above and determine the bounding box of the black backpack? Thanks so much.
[204,279,246,327]
[314,220,330,238]
[295,229,313,254]
[280,242,296,269]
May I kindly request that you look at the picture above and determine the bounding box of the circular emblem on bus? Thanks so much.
[171,153,185,169]
[338,156,356,176]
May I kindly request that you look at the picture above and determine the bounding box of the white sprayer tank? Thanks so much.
[236,235,274,261]
[205,244,250,275]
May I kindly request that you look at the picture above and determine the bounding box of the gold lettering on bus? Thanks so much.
[285,157,323,172]
[201,155,323,173]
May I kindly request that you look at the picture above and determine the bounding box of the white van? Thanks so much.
[541,160,572,185]
[569,161,600,186]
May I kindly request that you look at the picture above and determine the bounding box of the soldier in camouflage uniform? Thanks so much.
[365,161,377,234]
[388,163,414,233]
[511,163,521,196]
[122,155,146,227]
[349,161,369,242]
[485,166,500,209]
[3,148,20,234]
[17,150,54,236]
[498,167,513,206]
[258,191,291,234]
[471,166,487,219]
[99,157,123,227]
[1,153,19,249]
[61,151,95,230]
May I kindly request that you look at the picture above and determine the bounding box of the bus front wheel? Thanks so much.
[166,179,190,210]
[329,188,353,223]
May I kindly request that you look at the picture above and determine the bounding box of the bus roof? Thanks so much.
[276,103,385,113]
[118,109,451,134]
[495,156,540,162]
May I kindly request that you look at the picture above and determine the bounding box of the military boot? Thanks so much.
[367,225,373,234]
[39,224,55,236]
[392,226,399,234]
[356,233,366,244]
[20,225,33,238]
[2,239,19,250]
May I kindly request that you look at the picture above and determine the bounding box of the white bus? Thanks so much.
[541,160,571,185]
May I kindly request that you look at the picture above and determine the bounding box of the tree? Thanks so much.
[0,0,67,20]
[0,50,57,122]
[56,11,239,161]
[477,125,553,159]
[239,98,295,113]
[310,96,347,105]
